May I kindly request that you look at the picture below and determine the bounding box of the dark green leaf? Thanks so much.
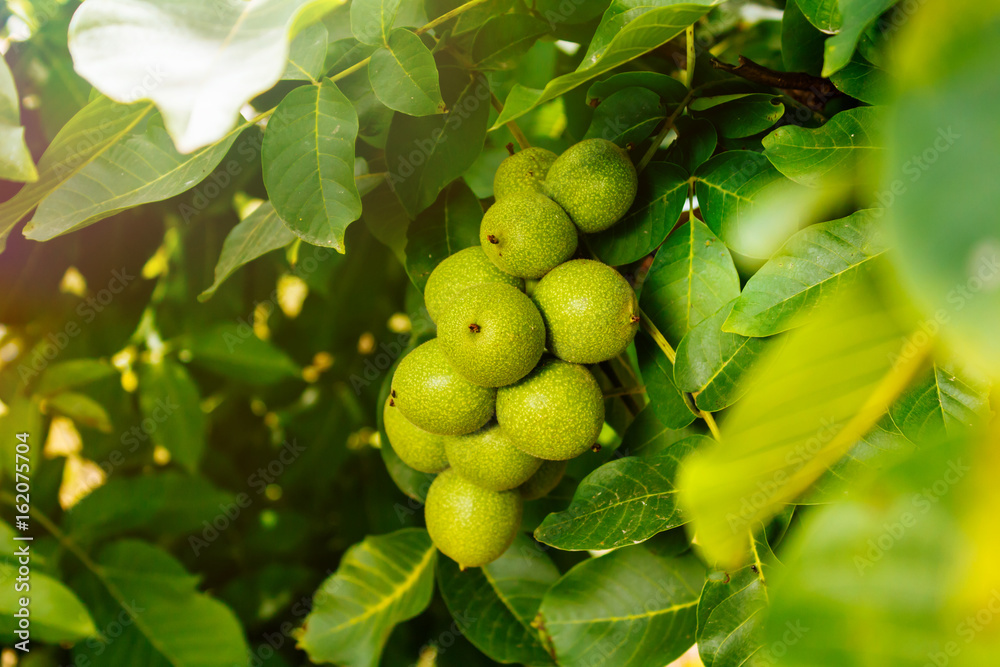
[663,116,717,174]
[587,162,688,267]
[890,362,993,443]
[822,0,897,77]
[690,94,785,139]
[46,392,112,432]
[369,29,445,116]
[636,332,698,429]
[472,14,551,70]
[437,534,558,665]
[586,72,688,106]
[35,359,117,396]
[300,529,437,667]
[262,79,362,251]
[538,546,705,667]
[199,202,297,301]
[535,435,709,550]
[675,300,774,412]
[640,218,741,346]
[781,0,826,76]
[492,0,719,128]
[71,540,248,666]
[795,0,841,32]
[386,69,490,218]
[180,324,301,384]
[138,359,206,473]
[829,53,892,104]
[723,209,888,336]
[584,86,665,148]
[618,405,703,458]
[404,179,483,291]
[762,107,882,187]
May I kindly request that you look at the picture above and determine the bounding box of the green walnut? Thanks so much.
[545,138,638,233]
[519,460,569,500]
[532,259,640,364]
[480,191,578,279]
[382,398,450,473]
[391,339,495,436]
[445,422,543,491]
[496,358,605,460]
[437,283,545,387]
[425,469,523,568]
[423,247,524,324]
[493,147,557,200]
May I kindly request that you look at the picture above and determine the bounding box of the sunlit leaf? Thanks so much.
[351,0,401,46]
[0,56,38,183]
[0,564,97,643]
[369,29,444,116]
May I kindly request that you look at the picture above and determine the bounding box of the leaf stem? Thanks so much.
[636,87,696,174]
[685,24,696,88]
[415,0,493,35]
[490,92,531,149]
[329,56,371,83]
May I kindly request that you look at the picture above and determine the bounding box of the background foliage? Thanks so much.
[0,0,998,666]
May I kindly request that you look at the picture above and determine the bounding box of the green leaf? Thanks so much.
[587,162,687,267]
[689,94,785,139]
[351,0,401,46]
[0,98,247,250]
[694,150,805,258]
[617,405,702,458]
[262,78,362,251]
[46,392,113,433]
[35,359,117,396]
[885,4,1000,373]
[822,0,897,77]
[386,69,490,218]
[64,472,236,545]
[300,529,437,667]
[538,546,705,667]
[284,22,330,81]
[586,72,688,106]
[697,524,781,667]
[0,564,97,643]
[636,332,698,430]
[890,362,993,443]
[829,53,892,105]
[71,540,248,666]
[68,0,335,151]
[0,396,42,476]
[180,324,301,384]
[723,210,888,337]
[678,281,919,565]
[472,13,551,70]
[762,107,883,187]
[369,29,445,116]
[795,0,842,32]
[0,55,37,182]
[492,0,720,128]
[437,534,559,665]
[674,300,774,412]
[199,202,297,301]
[781,0,826,76]
[138,359,206,473]
[584,86,665,148]
[663,116,717,174]
[640,218,741,346]
[536,435,709,550]
[404,179,482,292]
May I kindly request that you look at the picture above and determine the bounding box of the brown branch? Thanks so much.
[710,56,841,111]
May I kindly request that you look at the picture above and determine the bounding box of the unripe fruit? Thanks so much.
[545,138,638,233]
[382,398,449,473]
[425,469,523,568]
[519,460,568,500]
[496,358,605,460]
[445,422,543,491]
[480,191,578,279]
[437,283,545,387]
[391,339,496,436]
[493,147,557,200]
[532,259,640,364]
[423,247,524,324]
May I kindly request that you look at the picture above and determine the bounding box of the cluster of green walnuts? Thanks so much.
[386,139,640,568]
